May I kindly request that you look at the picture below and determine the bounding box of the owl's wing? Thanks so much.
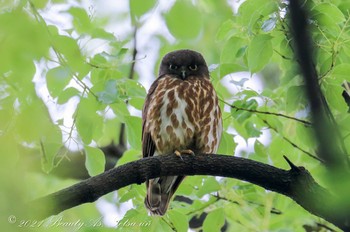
[142,80,158,158]
[142,131,155,159]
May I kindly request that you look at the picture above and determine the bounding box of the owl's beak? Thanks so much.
[180,66,187,79]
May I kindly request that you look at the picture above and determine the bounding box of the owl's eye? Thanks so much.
[169,64,178,70]
[189,64,198,71]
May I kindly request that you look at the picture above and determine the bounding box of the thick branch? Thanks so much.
[29,154,349,231]
[289,0,349,169]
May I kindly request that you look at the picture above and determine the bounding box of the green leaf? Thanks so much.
[110,100,130,122]
[216,20,235,41]
[241,89,259,98]
[52,35,90,77]
[46,66,71,97]
[217,131,236,155]
[90,28,116,40]
[121,79,147,98]
[0,134,19,169]
[117,149,140,165]
[254,140,265,156]
[219,63,246,77]
[129,97,145,110]
[252,140,268,163]
[129,0,157,22]
[232,122,249,141]
[332,64,350,83]
[319,56,333,76]
[125,116,142,150]
[247,34,273,73]
[40,124,63,173]
[68,7,91,34]
[84,146,105,176]
[0,9,50,70]
[339,115,350,133]
[119,187,139,203]
[98,118,122,146]
[310,3,344,34]
[281,66,299,85]
[90,53,108,68]
[31,0,49,8]
[196,177,221,198]
[324,83,347,113]
[269,136,293,168]
[14,100,53,142]
[295,123,316,149]
[231,99,258,123]
[97,79,119,104]
[245,121,261,138]
[339,2,350,15]
[168,210,188,232]
[312,3,345,25]
[98,79,146,101]
[75,97,103,144]
[165,1,202,39]
[57,87,80,104]
[203,208,225,232]
[238,0,278,31]
[221,36,247,63]
[286,85,306,112]
[263,115,283,133]
[262,17,277,32]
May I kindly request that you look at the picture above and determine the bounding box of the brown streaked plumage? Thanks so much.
[142,49,222,215]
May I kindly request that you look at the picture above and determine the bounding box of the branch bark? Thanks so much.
[29,154,349,231]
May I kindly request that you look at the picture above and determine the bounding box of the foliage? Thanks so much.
[1,0,349,231]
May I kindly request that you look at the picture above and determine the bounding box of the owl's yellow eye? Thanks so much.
[189,64,198,71]
[169,64,178,70]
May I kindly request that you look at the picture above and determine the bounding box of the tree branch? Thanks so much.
[29,154,349,231]
[222,99,311,126]
[289,0,350,169]
[262,119,322,162]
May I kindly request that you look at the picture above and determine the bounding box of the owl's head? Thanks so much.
[158,49,209,80]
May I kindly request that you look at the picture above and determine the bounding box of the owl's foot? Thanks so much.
[174,149,195,161]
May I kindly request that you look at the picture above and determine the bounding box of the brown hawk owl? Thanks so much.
[142,49,222,215]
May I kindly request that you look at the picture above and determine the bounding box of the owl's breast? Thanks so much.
[145,76,222,155]
[146,77,200,154]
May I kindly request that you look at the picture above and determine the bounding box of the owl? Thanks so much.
[142,49,222,215]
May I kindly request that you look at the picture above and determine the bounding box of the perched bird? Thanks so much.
[142,49,222,215]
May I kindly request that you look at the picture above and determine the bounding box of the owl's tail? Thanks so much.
[145,175,184,215]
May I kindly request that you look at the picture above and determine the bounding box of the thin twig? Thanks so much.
[212,194,282,215]
[262,119,323,163]
[116,27,139,149]
[128,27,138,81]
[273,49,292,60]
[161,217,176,231]
[316,222,337,232]
[221,99,311,126]
[185,197,218,216]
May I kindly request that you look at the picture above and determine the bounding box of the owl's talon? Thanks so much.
[174,150,183,161]
[181,149,195,156]
[174,149,194,161]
